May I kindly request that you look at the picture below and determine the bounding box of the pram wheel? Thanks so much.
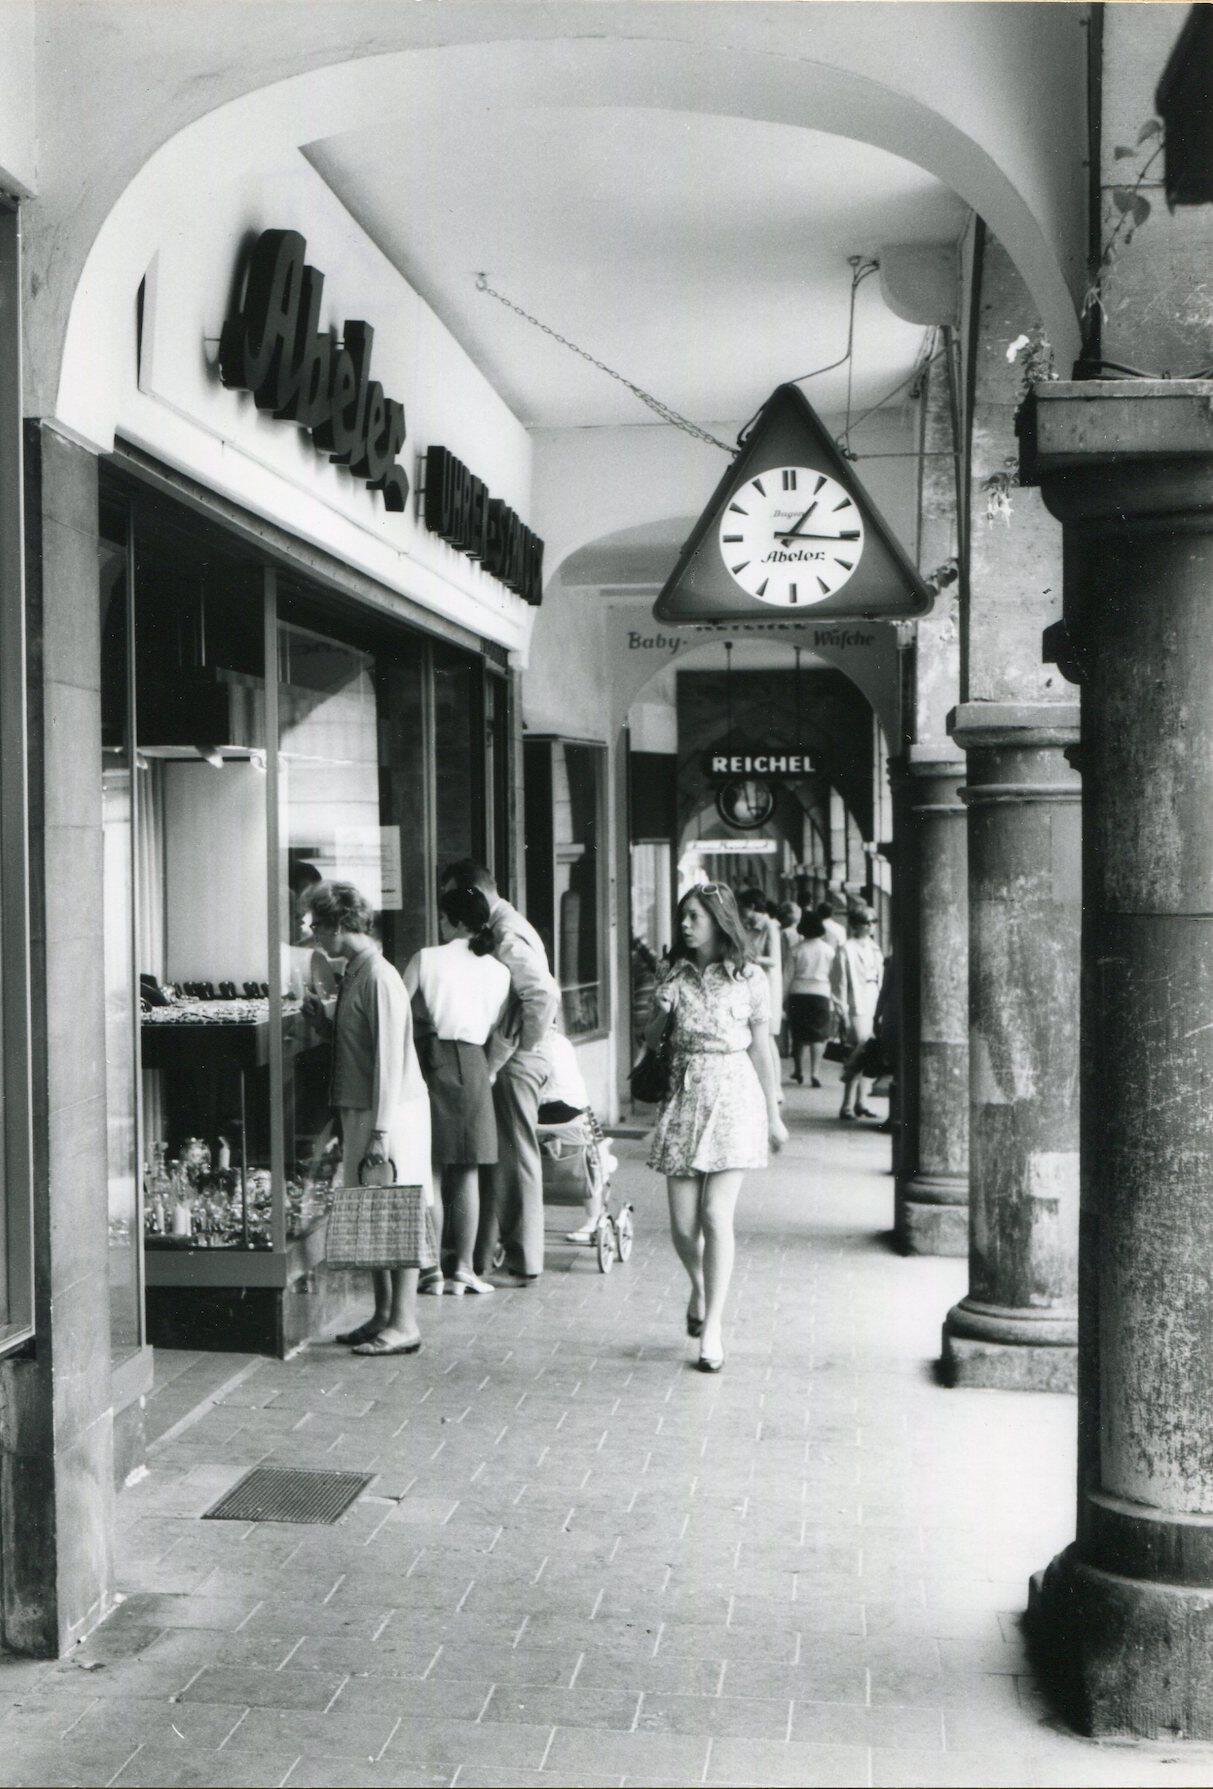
[615,1205,634,1263]
[595,1213,615,1274]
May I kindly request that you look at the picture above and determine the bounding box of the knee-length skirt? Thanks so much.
[647,1048,769,1176]
[423,1038,499,1167]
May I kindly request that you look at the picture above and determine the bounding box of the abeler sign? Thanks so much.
[219,229,410,511]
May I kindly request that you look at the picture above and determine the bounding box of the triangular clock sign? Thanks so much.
[654,382,933,623]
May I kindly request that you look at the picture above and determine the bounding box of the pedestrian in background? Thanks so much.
[817,898,848,954]
[405,884,511,1297]
[738,886,784,1099]
[439,859,560,1285]
[304,881,432,1356]
[832,904,885,1121]
[786,910,837,1088]
[645,883,787,1373]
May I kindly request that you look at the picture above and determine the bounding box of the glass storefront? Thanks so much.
[524,736,608,1041]
[99,478,507,1356]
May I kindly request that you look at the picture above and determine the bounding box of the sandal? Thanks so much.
[447,1271,495,1296]
[352,1334,422,1356]
[418,1270,444,1296]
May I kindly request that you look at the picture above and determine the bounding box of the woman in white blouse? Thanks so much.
[404,886,511,1295]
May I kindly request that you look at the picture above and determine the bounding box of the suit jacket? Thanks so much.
[484,897,561,1077]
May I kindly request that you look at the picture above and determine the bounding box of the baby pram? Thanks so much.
[493,1104,634,1274]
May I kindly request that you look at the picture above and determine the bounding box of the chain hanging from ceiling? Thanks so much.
[475,274,736,454]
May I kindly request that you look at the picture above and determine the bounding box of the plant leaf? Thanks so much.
[1137,117,1163,142]
[1111,187,1135,213]
[1131,194,1152,226]
[1114,145,1136,160]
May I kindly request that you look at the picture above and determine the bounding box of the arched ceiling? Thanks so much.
[307,109,967,429]
[43,6,1087,443]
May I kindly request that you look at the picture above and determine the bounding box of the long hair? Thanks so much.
[670,882,751,978]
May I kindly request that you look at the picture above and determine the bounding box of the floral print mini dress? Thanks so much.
[647,960,771,1176]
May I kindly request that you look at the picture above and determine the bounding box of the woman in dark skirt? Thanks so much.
[404,887,511,1295]
[785,911,839,1088]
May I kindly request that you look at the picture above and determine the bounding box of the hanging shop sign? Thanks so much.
[219,230,410,512]
[654,382,933,624]
[423,446,544,606]
[690,838,778,855]
[703,749,814,778]
[715,778,776,831]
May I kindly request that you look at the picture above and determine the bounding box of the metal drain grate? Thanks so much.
[203,1466,373,1525]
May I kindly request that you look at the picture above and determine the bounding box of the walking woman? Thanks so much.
[645,883,787,1372]
[303,881,433,1356]
[404,885,511,1296]
[785,910,837,1088]
[831,905,885,1120]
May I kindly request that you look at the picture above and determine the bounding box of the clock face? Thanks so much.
[717,466,865,607]
[717,778,775,831]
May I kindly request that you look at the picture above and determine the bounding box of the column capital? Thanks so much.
[1019,379,1213,528]
[949,700,1080,754]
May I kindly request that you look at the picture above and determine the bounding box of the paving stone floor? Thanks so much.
[5,1079,1213,1788]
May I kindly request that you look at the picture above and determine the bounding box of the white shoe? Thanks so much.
[446,1270,495,1295]
[565,1225,596,1244]
[418,1271,445,1295]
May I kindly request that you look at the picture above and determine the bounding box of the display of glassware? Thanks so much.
[141,1130,340,1248]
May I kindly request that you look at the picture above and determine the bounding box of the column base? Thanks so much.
[940,1297,1077,1391]
[1030,1544,1213,1740]
[894,1173,968,1256]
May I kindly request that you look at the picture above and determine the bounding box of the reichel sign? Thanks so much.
[704,750,814,778]
[654,383,934,624]
[219,230,410,511]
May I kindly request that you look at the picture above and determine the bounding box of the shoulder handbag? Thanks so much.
[325,1156,438,1271]
[630,1034,671,1104]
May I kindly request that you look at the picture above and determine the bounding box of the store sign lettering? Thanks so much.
[218,230,409,511]
[705,751,814,777]
[424,446,544,606]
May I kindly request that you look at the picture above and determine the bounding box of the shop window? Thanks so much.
[433,642,487,875]
[99,503,141,1363]
[524,737,608,1041]
[486,671,512,896]
[96,474,508,1356]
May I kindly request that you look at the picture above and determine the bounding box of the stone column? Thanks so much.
[941,702,1080,1390]
[893,750,969,1255]
[0,425,114,1655]
[1022,380,1213,1737]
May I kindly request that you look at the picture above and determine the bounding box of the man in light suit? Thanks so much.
[439,859,560,1283]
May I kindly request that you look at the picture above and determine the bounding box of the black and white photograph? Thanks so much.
[0,1,1210,1784]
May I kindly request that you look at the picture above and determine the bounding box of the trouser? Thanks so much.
[480,1050,547,1277]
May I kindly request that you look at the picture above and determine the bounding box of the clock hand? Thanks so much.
[781,500,818,536]
[774,528,862,542]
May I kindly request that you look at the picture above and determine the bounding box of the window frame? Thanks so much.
[0,201,34,1356]
[523,734,610,1046]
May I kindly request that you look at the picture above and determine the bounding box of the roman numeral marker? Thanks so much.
[788,582,798,603]
[722,534,743,543]
[838,530,860,540]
